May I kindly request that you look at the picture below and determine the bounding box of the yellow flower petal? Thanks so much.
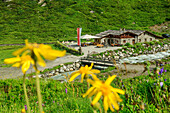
[108,94,119,110]
[104,96,109,111]
[90,69,100,73]
[87,79,95,85]
[87,79,101,88]
[12,63,21,67]
[85,65,88,68]
[91,92,102,105]
[89,62,94,70]
[69,72,80,82]
[105,75,116,85]
[22,61,30,74]
[113,92,123,102]
[82,87,95,98]
[88,88,98,98]
[70,70,80,76]
[39,44,52,49]
[4,57,21,64]
[80,73,85,83]
[33,48,46,67]
[109,101,115,112]
[90,73,99,81]
[40,49,66,60]
[13,47,28,56]
[110,87,125,95]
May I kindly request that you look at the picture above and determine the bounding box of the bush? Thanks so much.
[124,43,131,47]
[54,41,82,55]
[114,50,118,53]
[149,41,155,45]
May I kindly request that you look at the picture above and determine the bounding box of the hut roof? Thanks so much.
[95,30,145,38]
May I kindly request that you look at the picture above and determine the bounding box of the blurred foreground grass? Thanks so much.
[0,64,169,113]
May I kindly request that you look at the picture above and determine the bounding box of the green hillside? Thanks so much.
[0,0,169,44]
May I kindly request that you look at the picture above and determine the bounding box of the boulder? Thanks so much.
[76,63,80,68]
[49,70,55,75]
[133,53,138,56]
[46,73,53,77]
[54,72,59,76]
[69,64,74,68]
[129,52,133,55]
[69,68,74,71]
[157,45,161,48]
[56,69,59,72]
[114,56,120,60]
[63,65,67,71]
[59,67,65,73]
[66,68,70,72]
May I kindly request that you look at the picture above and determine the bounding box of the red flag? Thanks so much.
[77,28,82,46]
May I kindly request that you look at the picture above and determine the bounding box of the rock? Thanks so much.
[49,70,55,75]
[157,45,161,48]
[69,64,74,68]
[70,68,74,71]
[46,73,53,77]
[56,69,59,72]
[66,68,70,72]
[63,65,67,70]
[133,53,138,56]
[129,52,133,55]
[114,56,119,60]
[142,44,146,46]
[127,55,131,57]
[60,64,64,66]
[54,72,59,76]
[33,74,41,78]
[76,63,80,68]
[59,67,65,73]
[41,74,45,78]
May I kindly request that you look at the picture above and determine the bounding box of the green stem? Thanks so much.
[23,74,31,113]
[35,65,43,113]
[87,82,91,102]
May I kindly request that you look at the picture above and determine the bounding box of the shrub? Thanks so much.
[54,41,81,55]
[149,41,155,45]
[114,50,118,53]
[124,43,131,47]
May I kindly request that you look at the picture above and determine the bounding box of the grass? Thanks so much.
[0,64,169,112]
[0,45,24,67]
[0,0,169,44]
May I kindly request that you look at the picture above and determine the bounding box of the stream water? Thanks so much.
[119,50,170,64]
[51,50,170,81]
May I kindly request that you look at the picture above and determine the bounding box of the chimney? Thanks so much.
[122,28,126,33]
[120,28,122,34]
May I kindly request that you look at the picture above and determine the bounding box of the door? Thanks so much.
[132,39,135,45]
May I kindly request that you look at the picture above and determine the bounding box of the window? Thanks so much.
[123,40,126,43]
[139,39,141,42]
[150,38,152,41]
[145,38,147,42]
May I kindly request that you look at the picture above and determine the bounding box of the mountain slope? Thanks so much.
[0,0,169,44]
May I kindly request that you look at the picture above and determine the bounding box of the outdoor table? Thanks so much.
[96,44,104,48]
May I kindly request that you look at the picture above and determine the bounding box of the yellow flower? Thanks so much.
[13,39,66,67]
[83,75,125,112]
[69,63,100,83]
[21,109,25,113]
[4,53,34,74]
